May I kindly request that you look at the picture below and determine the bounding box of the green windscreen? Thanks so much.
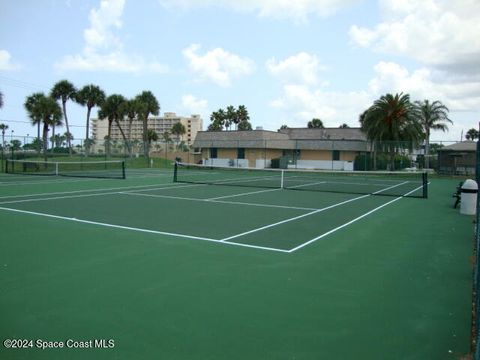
[6,159,126,180]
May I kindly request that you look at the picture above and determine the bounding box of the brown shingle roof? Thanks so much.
[438,141,477,152]
[278,127,367,141]
[193,128,370,151]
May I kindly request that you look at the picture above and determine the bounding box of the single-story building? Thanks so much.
[437,141,477,175]
[193,128,371,170]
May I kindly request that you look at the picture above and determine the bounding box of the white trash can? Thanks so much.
[460,179,478,215]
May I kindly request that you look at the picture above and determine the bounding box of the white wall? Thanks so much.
[256,159,271,168]
[288,160,353,171]
[204,158,249,167]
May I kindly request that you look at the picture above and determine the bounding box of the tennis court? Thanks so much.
[0,162,474,359]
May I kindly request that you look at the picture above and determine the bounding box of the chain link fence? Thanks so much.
[0,134,472,174]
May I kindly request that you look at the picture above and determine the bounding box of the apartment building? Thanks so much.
[91,112,203,145]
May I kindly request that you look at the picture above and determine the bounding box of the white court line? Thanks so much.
[0,169,172,186]
[0,182,197,201]
[287,185,424,253]
[220,194,370,242]
[204,180,328,201]
[0,176,100,187]
[0,206,290,253]
[120,191,318,211]
[220,181,409,243]
[205,187,281,201]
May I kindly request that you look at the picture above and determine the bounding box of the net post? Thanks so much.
[5,159,9,173]
[422,172,428,199]
[280,170,284,189]
[55,162,59,176]
[173,161,178,183]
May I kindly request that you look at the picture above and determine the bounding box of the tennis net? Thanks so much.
[6,159,126,179]
[174,162,428,198]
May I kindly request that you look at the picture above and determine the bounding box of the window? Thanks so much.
[210,148,218,158]
[332,150,340,161]
[237,148,245,159]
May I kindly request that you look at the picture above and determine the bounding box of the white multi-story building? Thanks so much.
[91,112,203,145]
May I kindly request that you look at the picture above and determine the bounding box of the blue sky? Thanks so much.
[1,0,479,142]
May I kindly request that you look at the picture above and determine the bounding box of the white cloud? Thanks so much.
[159,0,358,23]
[266,52,325,86]
[346,0,480,139]
[270,84,371,127]
[182,44,255,87]
[0,50,22,71]
[368,61,480,112]
[268,58,480,138]
[55,0,168,73]
[181,94,208,114]
[349,0,480,76]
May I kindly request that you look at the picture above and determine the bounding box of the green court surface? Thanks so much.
[0,169,474,359]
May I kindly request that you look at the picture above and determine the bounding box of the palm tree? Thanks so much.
[307,118,324,128]
[25,93,44,153]
[64,132,74,148]
[120,98,143,157]
[1,123,8,170]
[24,93,62,160]
[339,123,350,128]
[51,80,77,153]
[75,84,106,155]
[207,110,225,131]
[237,105,250,130]
[50,117,64,150]
[171,122,186,146]
[414,100,452,168]
[134,91,160,157]
[98,94,128,157]
[146,129,158,155]
[466,128,479,141]
[0,123,8,149]
[361,93,422,170]
[226,105,237,131]
[238,119,252,130]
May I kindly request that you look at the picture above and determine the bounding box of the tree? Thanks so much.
[207,110,225,131]
[236,105,251,130]
[98,94,128,156]
[360,93,422,170]
[414,100,452,168]
[307,118,324,128]
[146,129,158,154]
[225,105,237,131]
[24,93,63,159]
[25,92,44,153]
[466,128,479,141]
[171,122,186,145]
[339,123,350,128]
[0,91,3,109]
[49,117,64,150]
[135,91,160,157]
[76,84,106,155]
[51,80,76,153]
[10,139,22,151]
[238,120,252,130]
[278,125,289,131]
[50,133,66,148]
[120,99,143,157]
[0,123,8,149]
[207,106,252,131]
